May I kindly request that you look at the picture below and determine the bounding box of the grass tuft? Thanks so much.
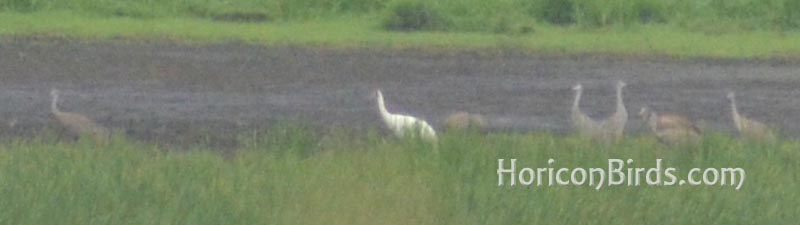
[382,0,445,31]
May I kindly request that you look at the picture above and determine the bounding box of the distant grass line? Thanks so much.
[1,0,799,33]
[0,129,797,224]
[2,12,800,59]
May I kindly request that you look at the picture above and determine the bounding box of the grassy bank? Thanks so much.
[2,0,799,32]
[2,11,800,58]
[0,129,797,224]
[2,0,800,58]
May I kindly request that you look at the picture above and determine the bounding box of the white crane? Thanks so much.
[51,89,109,145]
[375,89,437,142]
[639,107,701,146]
[727,92,775,141]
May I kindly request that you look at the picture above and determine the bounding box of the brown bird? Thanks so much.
[51,89,109,145]
[727,92,775,141]
[639,107,701,146]
[442,111,487,131]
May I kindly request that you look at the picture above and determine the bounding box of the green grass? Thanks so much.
[2,11,800,58]
[3,0,799,31]
[1,0,799,57]
[0,128,797,224]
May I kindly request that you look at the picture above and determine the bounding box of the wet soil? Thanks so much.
[1,37,799,147]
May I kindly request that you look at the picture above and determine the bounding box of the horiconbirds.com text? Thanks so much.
[497,159,745,190]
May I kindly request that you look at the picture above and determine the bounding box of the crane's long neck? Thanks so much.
[572,89,582,118]
[730,97,741,131]
[616,85,626,115]
[376,92,391,121]
[51,93,60,114]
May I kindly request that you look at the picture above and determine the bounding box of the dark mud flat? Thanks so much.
[1,37,799,147]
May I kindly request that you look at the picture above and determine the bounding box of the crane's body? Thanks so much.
[639,107,701,146]
[572,82,628,143]
[443,111,486,131]
[605,81,628,141]
[728,92,775,141]
[51,89,109,145]
[571,84,611,142]
[376,90,437,142]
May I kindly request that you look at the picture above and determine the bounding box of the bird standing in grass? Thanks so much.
[639,107,701,146]
[571,83,610,142]
[375,89,437,142]
[443,111,487,132]
[602,81,628,141]
[51,89,109,145]
[572,82,628,143]
[727,92,775,141]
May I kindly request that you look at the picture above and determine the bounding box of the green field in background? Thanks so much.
[2,0,800,57]
[2,11,800,58]
[2,0,799,32]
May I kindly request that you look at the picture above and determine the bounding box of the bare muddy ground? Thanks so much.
[1,37,799,147]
